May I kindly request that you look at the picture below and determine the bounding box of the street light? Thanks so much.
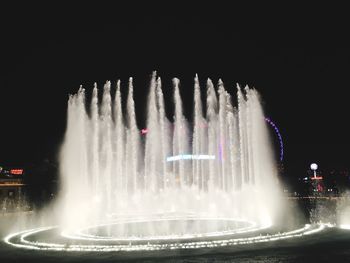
[310,163,318,178]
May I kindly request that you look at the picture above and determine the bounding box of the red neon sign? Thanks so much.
[10,169,24,175]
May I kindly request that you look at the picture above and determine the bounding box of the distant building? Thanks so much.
[0,166,26,211]
[310,175,325,194]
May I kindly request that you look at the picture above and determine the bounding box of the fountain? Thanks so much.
[4,72,331,253]
[58,72,281,235]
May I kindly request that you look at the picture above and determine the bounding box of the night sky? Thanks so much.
[1,3,349,178]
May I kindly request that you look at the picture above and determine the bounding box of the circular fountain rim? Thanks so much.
[62,216,259,242]
[4,223,332,252]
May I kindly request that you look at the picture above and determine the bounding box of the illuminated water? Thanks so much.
[5,72,334,259]
[0,212,348,262]
[58,72,282,237]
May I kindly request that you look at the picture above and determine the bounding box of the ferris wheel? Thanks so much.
[265,117,284,162]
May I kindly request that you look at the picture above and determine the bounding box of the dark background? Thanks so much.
[0,2,349,181]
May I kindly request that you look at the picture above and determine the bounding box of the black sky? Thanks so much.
[0,3,349,177]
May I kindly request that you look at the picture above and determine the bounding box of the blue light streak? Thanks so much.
[166,155,216,162]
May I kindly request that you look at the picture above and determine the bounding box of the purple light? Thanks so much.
[265,117,284,162]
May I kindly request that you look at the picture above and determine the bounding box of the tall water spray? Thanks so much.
[59,72,282,235]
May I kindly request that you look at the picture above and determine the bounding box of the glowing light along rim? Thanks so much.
[265,117,284,162]
[62,217,259,241]
[4,223,331,252]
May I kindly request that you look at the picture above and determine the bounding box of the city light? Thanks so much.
[310,163,318,171]
[10,169,24,175]
[311,176,323,180]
